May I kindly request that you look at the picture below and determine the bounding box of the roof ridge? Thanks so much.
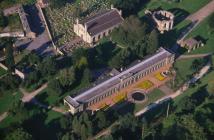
[85,9,117,26]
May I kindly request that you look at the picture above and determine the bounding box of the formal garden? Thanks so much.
[0,0,214,139]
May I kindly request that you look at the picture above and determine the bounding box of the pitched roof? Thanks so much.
[80,9,123,36]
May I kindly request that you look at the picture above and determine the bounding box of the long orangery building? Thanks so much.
[64,47,175,114]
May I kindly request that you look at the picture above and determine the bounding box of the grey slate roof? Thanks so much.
[65,48,173,107]
[80,9,123,36]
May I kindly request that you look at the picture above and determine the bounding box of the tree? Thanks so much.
[147,29,159,54]
[39,57,57,76]
[191,59,205,73]
[58,67,76,87]
[111,0,140,15]
[0,11,7,27]
[5,41,15,72]
[4,128,33,140]
[82,68,92,84]
[95,111,107,129]
[208,13,214,31]
[48,79,63,95]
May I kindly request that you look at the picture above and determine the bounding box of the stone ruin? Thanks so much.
[145,9,175,33]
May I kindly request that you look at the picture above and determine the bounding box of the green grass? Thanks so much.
[134,89,165,112]
[185,15,214,54]
[45,110,62,124]
[138,0,211,18]
[0,91,22,114]
[174,69,214,104]
[0,67,7,77]
[173,58,199,88]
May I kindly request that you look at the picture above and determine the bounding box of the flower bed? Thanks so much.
[155,73,166,81]
[136,80,154,90]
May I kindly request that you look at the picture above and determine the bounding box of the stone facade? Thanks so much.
[64,48,175,114]
[73,7,123,45]
[146,10,174,33]
[180,38,204,53]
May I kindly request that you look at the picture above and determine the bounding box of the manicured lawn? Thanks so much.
[0,91,22,114]
[174,58,200,88]
[0,67,7,77]
[134,89,165,112]
[138,0,211,18]
[185,15,214,54]
[174,69,214,104]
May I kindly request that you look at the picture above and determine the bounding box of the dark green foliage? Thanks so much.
[0,74,21,93]
[5,40,15,72]
[190,58,207,73]
[208,13,214,31]
[38,57,57,76]
[48,79,63,95]
[49,0,68,9]
[111,0,140,15]
[4,127,33,140]
[0,11,8,27]
[110,15,159,68]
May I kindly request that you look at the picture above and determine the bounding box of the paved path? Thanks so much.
[177,53,213,60]
[20,83,48,102]
[0,112,8,123]
[135,61,211,117]
[187,0,214,22]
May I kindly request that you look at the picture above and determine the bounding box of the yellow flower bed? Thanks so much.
[113,93,126,103]
[155,73,166,81]
[136,80,154,90]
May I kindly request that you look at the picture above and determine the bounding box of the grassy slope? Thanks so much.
[138,0,211,18]
[186,15,214,54]
[174,58,199,87]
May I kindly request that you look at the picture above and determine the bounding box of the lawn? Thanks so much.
[185,15,214,54]
[0,67,7,77]
[174,69,214,104]
[0,91,22,114]
[138,0,211,18]
[173,58,200,88]
[134,88,165,112]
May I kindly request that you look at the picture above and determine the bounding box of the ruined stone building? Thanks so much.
[64,48,175,114]
[73,6,124,45]
[145,10,174,33]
